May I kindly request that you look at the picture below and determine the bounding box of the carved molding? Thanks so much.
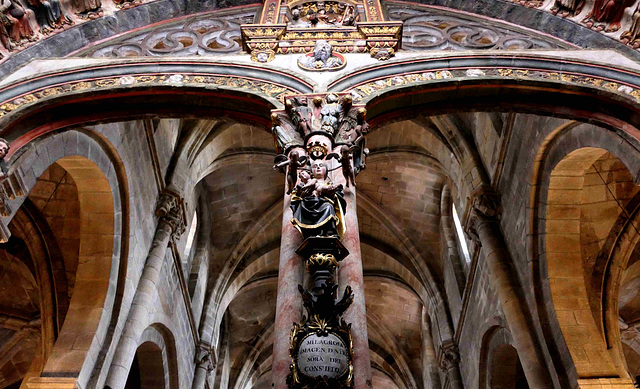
[83,10,254,58]
[342,61,640,107]
[438,340,460,371]
[463,185,502,242]
[388,5,569,51]
[156,189,187,240]
[196,343,216,372]
[240,0,402,62]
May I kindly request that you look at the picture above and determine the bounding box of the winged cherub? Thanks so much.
[273,149,308,195]
[328,145,357,188]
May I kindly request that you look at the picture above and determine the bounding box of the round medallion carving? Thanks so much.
[296,333,349,378]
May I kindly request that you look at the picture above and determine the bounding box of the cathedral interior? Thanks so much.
[2,0,640,388]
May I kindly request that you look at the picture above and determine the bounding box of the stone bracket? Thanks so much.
[156,188,187,240]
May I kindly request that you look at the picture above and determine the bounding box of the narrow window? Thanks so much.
[452,204,471,264]
[184,212,198,257]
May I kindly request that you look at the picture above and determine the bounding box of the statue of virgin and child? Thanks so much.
[290,159,346,239]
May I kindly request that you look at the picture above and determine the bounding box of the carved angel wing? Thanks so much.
[274,154,288,164]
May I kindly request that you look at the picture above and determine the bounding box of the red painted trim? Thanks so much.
[5,88,272,158]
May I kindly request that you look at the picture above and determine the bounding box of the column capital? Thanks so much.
[437,340,460,371]
[156,189,187,240]
[463,185,502,242]
[196,343,216,372]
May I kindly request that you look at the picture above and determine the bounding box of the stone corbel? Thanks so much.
[437,339,460,372]
[463,185,502,243]
[156,189,187,240]
[196,343,217,372]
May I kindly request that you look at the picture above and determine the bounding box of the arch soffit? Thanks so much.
[327,54,640,136]
[3,128,130,387]
[0,0,633,78]
[357,191,456,340]
[366,308,417,389]
[138,323,180,389]
[574,187,640,383]
[368,347,408,389]
[530,123,640,383]
[0,60,313,154]
[200,197,283,345]
[478,323,513,389]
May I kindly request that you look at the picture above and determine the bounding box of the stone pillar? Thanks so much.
[421,308,442,389]
[465,186,554,388]
[269,93,372,389]
[438,340,463,389]
[105,190,186,389]
[271,193,305,389]
[192,344,215,389]
[334,171,372,389]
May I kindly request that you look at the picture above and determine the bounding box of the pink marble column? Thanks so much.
[334,172,373,389]
[271,194,306,389]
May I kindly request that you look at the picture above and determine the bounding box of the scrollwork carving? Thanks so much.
[84,12,253,58]
[388,6,566,51]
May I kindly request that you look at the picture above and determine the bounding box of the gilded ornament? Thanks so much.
[95,78,118,87]
[307,253,339,273]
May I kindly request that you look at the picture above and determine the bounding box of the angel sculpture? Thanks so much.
[354,108,369,144]
[273,150,308,195]
[327,145,357,188]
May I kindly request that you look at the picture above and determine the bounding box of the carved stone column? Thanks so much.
[464,186,554,388]
[438,340,463,389]
[192,343,215,389]
[271,191,306,389]
[270,92,372,389]
[105,189,186,388]
[421,309,442,389]
[333,170,372,389]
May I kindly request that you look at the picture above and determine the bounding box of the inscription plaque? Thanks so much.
[296,333,349,378]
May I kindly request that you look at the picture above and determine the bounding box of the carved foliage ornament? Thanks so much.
[156,189,187,240]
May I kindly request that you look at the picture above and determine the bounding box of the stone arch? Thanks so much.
[210,243,280,348]
[479,326,529,389]
[1,177,80,386]
[369,349,406,389]
[366,307,417,389]
[334,55,640,148]
[530,122,640,386]
[0,61,312,151]
[125,323,179,389]
[2,129,129,388]
[200,198,283,346]
[585,175,640,382]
